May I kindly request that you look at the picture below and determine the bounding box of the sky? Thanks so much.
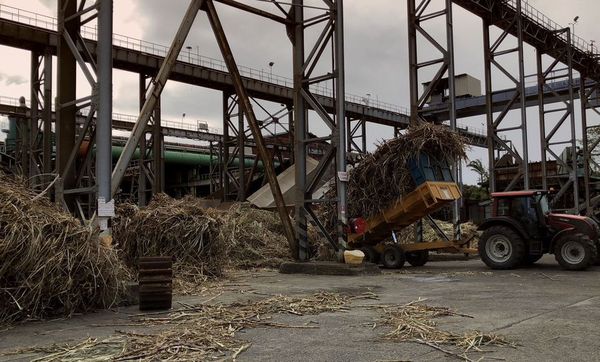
[0,0,599,185]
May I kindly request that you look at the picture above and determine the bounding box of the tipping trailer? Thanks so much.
[346,153,477,268]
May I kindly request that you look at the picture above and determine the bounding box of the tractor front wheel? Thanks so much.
[554,233,597,271]
[478,225,526,270]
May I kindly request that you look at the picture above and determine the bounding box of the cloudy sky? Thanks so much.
[0,0,598,184]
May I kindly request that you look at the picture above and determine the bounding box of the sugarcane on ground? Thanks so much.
[1,256,599,361]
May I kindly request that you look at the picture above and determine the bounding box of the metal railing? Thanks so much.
[505,0,598,55]
[0,4,409,115]
[0,94,224,134]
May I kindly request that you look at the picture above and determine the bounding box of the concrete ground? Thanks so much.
[1,255,600,361]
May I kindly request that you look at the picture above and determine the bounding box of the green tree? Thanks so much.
[467,159,489,187]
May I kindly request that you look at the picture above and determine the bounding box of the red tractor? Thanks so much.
[478,190,600,270]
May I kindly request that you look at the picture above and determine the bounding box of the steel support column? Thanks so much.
[56,0,77,189]
[96,0,113,231]
[537,28,579,211]
[291,0,347,260]
[407,0,460,240]
[482,0,530,192]
[581,79,600,214]
[57,0,112,221]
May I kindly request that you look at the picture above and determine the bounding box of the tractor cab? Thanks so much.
[490,190,550,241]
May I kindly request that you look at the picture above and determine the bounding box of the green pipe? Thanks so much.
[110,145,261,168]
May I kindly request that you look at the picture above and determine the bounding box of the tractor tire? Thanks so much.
[382,245,405,269]
[478,225,526,270]
[406,251,429,267]
[360,246,380,264]
[554,233,597,271]
[523,254,543,266]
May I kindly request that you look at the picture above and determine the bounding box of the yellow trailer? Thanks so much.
[347,181,478,268]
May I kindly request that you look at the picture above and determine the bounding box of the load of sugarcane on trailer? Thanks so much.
[340,123,477,269]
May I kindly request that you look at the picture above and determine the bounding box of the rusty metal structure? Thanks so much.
[2,0,600,259]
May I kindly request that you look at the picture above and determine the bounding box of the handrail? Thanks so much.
[504,0,598,56]
[0,4,409,115]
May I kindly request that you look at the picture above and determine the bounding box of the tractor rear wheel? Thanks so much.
[406,251,429,267]
[382,244,405,269]
[360,246,380,264]
[478,225,526,270]
[554,233,597,271]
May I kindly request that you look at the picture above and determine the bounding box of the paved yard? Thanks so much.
[1,256,599,361]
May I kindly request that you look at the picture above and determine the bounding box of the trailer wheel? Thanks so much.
[406,251,429,267]
[382,245,405,269]
[360,246,379,264]
[554,233,597,271]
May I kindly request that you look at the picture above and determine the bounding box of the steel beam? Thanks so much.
[56,0,78,188]
[203,0,297,256]
[334,0,348,252]
[96,0,113,231]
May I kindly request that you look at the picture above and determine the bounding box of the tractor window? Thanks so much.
[536,195,550,215]
[496,197,529,223]
[497,199,511,216]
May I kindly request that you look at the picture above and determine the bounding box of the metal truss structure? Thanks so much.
[5,0,600,259]
[137,73,164,206]
[581,80,600,214]
[56,0,112,227]
[452,0,600,214]
[537,29,579,211]
[221,94,293,202]
[347,117,367,155]
[407,0,461,241]
[291,0,347,260]
[481,0,529,193]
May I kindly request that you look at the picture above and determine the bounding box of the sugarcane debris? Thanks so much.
[4,292,355,361]
[374,299,515,360]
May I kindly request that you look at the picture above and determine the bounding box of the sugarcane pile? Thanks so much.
[218,203,293,269]
[113,194,225,277]
[347,122,468,219]
[113,197,301,277]
[318,122,468,236]
[0,175,129,325]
